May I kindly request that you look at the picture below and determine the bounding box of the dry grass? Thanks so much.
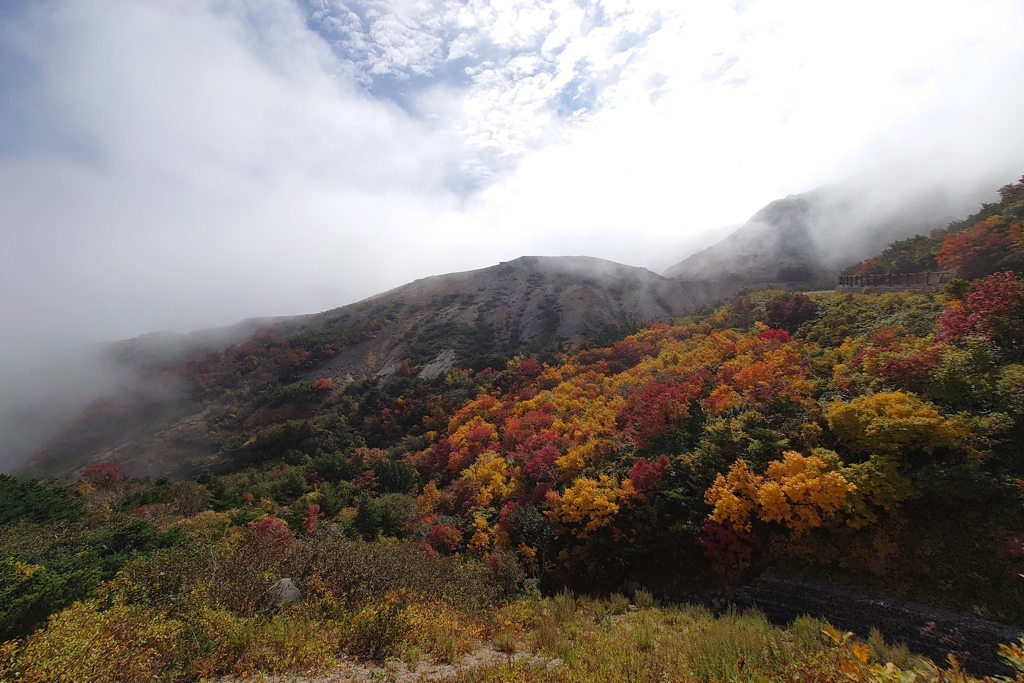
[2,585,1016,683]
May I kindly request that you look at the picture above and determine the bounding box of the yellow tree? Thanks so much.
[462,451,515,507]
[706,451,855,536]
[826,391,969,456]
[546,475,636,538]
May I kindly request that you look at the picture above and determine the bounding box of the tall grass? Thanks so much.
[679,609,790,682]
[4,576,1015,683]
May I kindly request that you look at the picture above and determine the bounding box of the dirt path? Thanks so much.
[215,646,560,682]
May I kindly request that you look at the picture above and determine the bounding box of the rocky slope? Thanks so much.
[302,256,743,385]
[23,256,741,479]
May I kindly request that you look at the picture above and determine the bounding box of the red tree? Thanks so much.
[426,523,462,553]
[628,455,670,497]
[80,463,124,489]
[936,217,1010,279]
[302,504,324,532]
[765,293,818,332]
[936,272,1024,357]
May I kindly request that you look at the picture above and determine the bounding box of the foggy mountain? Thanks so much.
[6,174,1004,478]
[662,179,995,283]
[0,317,292,473]
[20,256,742,479]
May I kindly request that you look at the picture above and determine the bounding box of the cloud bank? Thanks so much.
[3,0,1024,349]
[1,0,1024,468]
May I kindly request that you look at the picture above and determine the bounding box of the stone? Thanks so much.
[263,578,302,608]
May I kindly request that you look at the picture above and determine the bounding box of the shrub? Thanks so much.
[766,292,818,332]
[789,614,828,652]
[1,601,183,683]
[0,476,83,525]
[347,598,409,661]
[552,588,576,624]
[427,523,463,553]
[0,558,98,640]
[936,272,1024,359]
[289,532,503,610]
[608,592,630,615]
[634,588,656,610]
[80,463,124,489]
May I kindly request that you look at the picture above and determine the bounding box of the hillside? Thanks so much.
[4,178,1024,681]
[843,176,1024,278]
[22,256,741,479]
[0,316,294,474]
[663,179,990,284]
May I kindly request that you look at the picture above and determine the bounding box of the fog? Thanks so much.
[2,0,1024,470]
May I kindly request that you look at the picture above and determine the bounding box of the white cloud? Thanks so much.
[0,0,462,352]
[417,0,1024,269]
[1,0,1023,358]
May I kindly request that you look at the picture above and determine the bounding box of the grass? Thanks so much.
[1,586,1018,682]
[451,598,1017,683]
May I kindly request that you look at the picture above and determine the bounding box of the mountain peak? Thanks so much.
[663,181,990,284]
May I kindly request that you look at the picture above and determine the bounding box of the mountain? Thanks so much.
[663,180,992,284]
[21,256,743,479]
[299,256,744,385]
[0,316,292,474]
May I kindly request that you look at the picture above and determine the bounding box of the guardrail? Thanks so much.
[838,271,957,287]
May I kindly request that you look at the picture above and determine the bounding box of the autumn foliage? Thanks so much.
[7,176,1024,647]
[80,463,124,489]
[706,451,854,536]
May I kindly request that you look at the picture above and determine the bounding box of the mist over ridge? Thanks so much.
[2,168,1020,476]
[662,173,1000,283]
[2,0,1024,473]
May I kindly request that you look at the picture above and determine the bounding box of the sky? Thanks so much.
[2,0,1024,358]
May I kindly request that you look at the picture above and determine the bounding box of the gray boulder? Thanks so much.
[264,581,299,606]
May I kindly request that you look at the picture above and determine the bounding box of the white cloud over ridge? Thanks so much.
[1,0,1023,358]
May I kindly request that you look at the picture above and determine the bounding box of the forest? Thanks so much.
[2,176,1024,682]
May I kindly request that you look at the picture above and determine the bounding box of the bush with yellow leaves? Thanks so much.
[706,451,855,536]
[826,391,970,456]
[545,474,636,538]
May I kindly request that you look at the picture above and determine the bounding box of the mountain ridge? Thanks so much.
[21,255,743,479]
[662,180,993,283]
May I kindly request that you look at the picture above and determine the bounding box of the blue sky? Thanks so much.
[2,0,1024,355]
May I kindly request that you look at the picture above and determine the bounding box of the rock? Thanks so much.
[419,349,457,379]
[261,578,301,609]
[374,361,402,378]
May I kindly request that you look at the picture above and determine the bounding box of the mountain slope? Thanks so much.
[23,256,742,479]
[663,180,992,283]
[303,256,743,385]
[0,316,293,473]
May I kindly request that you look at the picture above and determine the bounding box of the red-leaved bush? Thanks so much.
[426,523,462,553]
[936,272,1024,357]
[522,445,560,483]
[80,462,124,489]
[698,520,757,569]
[617,372,711,449]
[878,346,943,394]
[302,504,324,533]
[758,327,791,344]
[628,455,670,497]
[352,470,379,494]
[936,216,1011,279]
[765,293,818,332]
[246,516,295,555]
